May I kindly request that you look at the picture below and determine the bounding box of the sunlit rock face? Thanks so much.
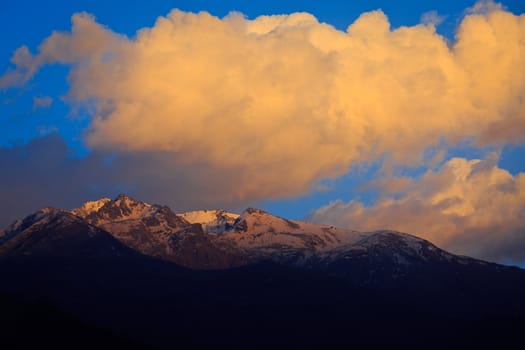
[1,194,514,278]
[0,208,136,259]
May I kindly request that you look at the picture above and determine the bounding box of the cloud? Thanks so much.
[308,155,525,264]
[33,96,53,110]
[0,46,37,89]
[466,0,505,15]
[0,135,90,226]
[420,11,446,27]
[0,3,524,207]
[0,134,258,228]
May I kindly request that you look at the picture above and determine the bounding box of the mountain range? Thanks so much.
[1,194,524,348]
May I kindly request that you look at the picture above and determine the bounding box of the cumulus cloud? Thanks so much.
[308,155,525,264]
[0,2,524,206]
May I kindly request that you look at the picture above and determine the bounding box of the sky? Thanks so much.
[0,0,524,265]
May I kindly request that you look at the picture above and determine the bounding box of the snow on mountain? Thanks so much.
[0,195,499,270]
[180,209,238,233]
[73,194,157,225]
[0,207,65,246]
[71,195,191,260]
[180,209,238,224]
[3,198,525,349]
[344,230,488,266]
[220,208,365,261]
[0,208,134,258]
[71,197,112,217]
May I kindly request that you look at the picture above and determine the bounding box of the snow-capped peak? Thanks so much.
[72,195,154,225]
[180,209,239,225]
[180,209,239,233]
[113,195,152,216]
[1,196,501,273]
[219,208,364,257]
[0,207,66,245]
[72,197,111,217]
[234,208,306,233]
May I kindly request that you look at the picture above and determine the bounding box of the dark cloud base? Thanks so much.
[0,134,252,227]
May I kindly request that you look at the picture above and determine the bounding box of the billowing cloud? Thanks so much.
[308,155,525,264]
[0,2,524,210]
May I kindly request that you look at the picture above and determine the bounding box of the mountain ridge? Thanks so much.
[1,194,501,270]
[2,194,521,283]
[1,194,525,348]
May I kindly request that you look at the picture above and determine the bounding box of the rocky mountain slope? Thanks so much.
[1,194,493,271]
[1,195,524,348]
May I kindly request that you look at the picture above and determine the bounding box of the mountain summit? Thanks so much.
[1,195,520,277]
[1,195,525,348]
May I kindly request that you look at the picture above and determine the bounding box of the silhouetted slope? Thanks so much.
[1,196,525,348]
[0,292,151,349]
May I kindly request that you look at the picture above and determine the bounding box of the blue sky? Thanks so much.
[1,1,524,264]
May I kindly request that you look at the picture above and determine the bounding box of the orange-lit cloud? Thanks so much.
[308,155,525,263]
[0,2,524,205]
